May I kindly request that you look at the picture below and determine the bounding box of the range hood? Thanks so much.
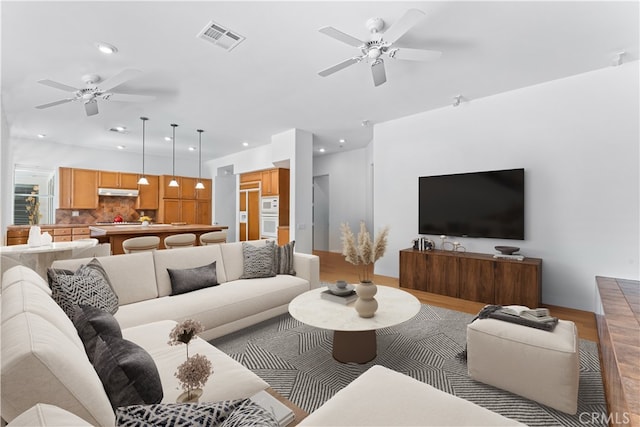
[98,188,139,197]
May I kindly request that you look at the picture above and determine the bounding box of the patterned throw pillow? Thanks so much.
[93,334,163,409]
[274,240,296,275]
[167,261,219,296]
[115,399,279,427]
[239,241,276,279]
[47,259,119,319]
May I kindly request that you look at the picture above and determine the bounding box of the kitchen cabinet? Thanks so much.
[136,175,159,210]
[59,167,99,209]
[158,175,211,224]
[98,171,139,189]
[261,169,279,196]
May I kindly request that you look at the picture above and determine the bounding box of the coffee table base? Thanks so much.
[333,330,376,363]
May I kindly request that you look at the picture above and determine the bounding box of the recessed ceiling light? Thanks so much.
[339,139,346,143]
[109,126,127,133]
[188,146,196,151]
[95,42,118,55]
[242,142,249,147]
[37,134,46,139]
[319,148,326,153]
[117,145,125,150]
[165,136,173,141]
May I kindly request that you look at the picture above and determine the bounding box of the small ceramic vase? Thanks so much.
[176,388,203,403]
[355,280,378,318]
[141,220,150,227]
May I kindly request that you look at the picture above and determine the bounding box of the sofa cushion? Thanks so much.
[1,265,52,295]
[274,240,296,275]
[6,404,94,427]
[122,320,269,403]
[47,263,119,319]
[92,334,163,409]
[2,279,85,350]
[153,245,227,298]
[240,241,276,279]
[1,312,116,426]
[73,305,123,362]
[51,252,159,305]
[167,261,219,296]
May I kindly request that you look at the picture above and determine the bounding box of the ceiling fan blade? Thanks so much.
[37,79,80,93]
[84,100,99,116]
[391,48,442,62]
[35,98,75,109]
[104,93,156,103]
[371,60,387,87]
[99,69,141,92]
[319,26,365,47]
[318,57,361,77]
[382,8,425,44]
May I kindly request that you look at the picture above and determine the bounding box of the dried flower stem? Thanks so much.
[341,221,390,282]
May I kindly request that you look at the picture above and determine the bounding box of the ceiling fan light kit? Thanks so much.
[318,8,442,87]
[34,69,155,116]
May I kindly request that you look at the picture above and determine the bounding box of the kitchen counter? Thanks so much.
[89,224,228,254]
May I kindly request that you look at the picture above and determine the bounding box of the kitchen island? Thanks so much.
[90,224,228,254]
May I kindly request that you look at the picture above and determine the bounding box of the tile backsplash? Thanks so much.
[56,196,157,224]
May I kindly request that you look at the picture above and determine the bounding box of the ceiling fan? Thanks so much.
[35,69,155,116]
[318,9,442,87]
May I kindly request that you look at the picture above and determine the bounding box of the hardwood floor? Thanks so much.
[314,250,599,342]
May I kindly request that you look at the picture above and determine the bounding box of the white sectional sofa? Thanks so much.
[51,240,320,340]
[1,240,319,425]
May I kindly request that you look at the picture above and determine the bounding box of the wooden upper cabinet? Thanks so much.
[59,167,98,209]
[240,171,261,183]
[196,179,212,200]
[137,174,159,210]
[98,171,139,188]
[160,175,181,199]
[181,177,197,199]
[261,169,279,196]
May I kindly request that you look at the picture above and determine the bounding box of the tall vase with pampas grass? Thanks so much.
[341,221,389,318]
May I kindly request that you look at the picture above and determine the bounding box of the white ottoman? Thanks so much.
[299,365,524,426]
[467,318,580,414]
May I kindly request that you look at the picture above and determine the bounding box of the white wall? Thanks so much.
[373,62,639,311]
[313,147,371,252]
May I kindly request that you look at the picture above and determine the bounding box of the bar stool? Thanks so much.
[164,233,196,249]
[199,230,227,245]
[122,236,160,254]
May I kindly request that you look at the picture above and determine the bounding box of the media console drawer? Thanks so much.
[399,248,541,307]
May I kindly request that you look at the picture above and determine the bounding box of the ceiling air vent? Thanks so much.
[197,21,245,51]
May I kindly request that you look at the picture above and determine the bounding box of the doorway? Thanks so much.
[313,175,329,251]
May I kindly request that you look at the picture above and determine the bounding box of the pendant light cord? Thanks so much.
[171,123,178,179]
[140,117,148,175]
[197,129,204,180]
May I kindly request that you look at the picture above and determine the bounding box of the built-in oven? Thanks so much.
[261,197,279,215]
[260,215,278,239]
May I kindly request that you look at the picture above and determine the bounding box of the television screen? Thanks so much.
[418,168,525,240]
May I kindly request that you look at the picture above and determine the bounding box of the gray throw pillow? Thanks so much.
[167,261,219,296]
[274,240,296,275]
[73,304,122,363]
[47,259,119,319]
[240,241,276,279]
[92,334,163,409]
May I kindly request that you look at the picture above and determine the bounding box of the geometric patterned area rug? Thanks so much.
[211,304,607,427]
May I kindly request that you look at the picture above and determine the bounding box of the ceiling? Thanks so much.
[2,1,638,162]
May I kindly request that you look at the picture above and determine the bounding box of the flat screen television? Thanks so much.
[418,168,525,240]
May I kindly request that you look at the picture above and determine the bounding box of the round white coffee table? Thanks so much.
[288,286,420,363]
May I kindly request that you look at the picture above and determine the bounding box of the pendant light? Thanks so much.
[195,129,205,190]
[168,123,179,187]
[137,117,149,185]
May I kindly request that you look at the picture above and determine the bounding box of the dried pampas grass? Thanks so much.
[341,221,390,282]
